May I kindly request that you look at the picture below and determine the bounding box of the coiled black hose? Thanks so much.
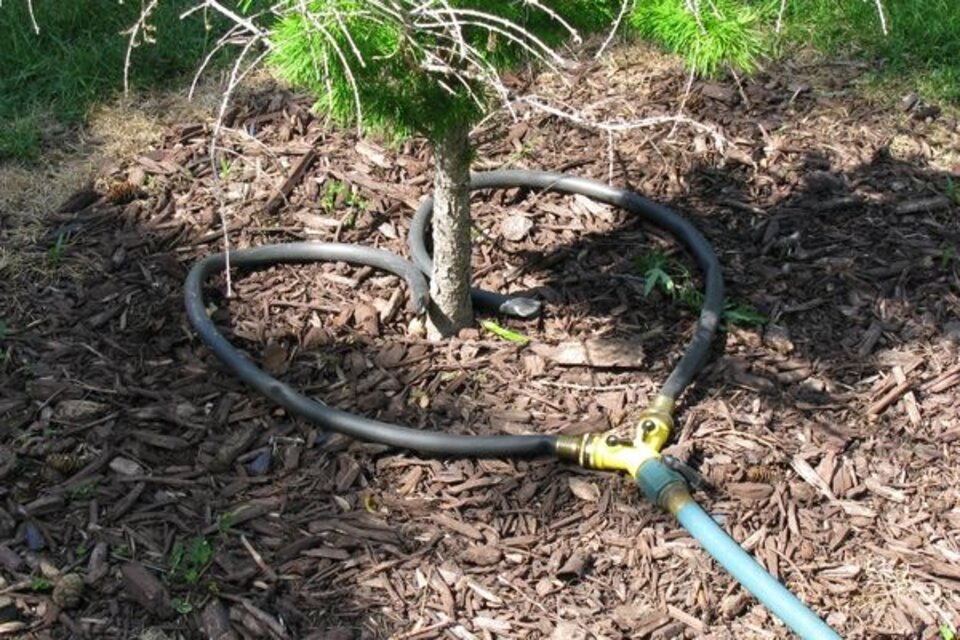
[184,170,723,456]
[409,170,723,401]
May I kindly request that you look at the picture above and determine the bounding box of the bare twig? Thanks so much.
[123,0,160,95]
[25,0,39,34]
[189,23,247,100]
[207,36,270,298]
[606,130,616,183]
[668,67,696,138]
[181,0,268,40]
[595,0,633,59]
[873,0,888,35]
[775,0,788,33]
[519,94,727,150]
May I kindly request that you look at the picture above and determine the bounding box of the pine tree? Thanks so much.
[252,0,883,336]
[266,1,620,337]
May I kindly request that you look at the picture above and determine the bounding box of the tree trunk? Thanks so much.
[427,125,474,339]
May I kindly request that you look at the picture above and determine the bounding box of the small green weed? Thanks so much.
[168,536,214,586]
[947,177,959,204]
[635,249,678,298]
[216,513,236,536]
[941,245,956,270]
[30,576,52,592]
[722,302,769,327]
[65,478,99,500]
[218,158,233,181]
[340,209,358,230]
[321,180,367,230]
[940,623,956,640]
[634,249,767,327]
[170,597,195,615]
[47,231,70,267]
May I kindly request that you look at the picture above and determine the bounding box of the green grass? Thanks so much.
[630,0,960,104]
[780,0,960,103]
[47,230,70,267]
[947,177,959,205]
[0,0,226,162]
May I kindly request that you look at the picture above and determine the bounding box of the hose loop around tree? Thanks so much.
[184,170,724,456]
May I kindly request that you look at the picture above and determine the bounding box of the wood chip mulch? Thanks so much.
[1,44,959,639]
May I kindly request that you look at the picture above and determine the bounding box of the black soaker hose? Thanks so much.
[184,170,723,456]
[409,170,723,401]
[184,243,557,457]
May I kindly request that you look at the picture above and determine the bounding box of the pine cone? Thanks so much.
[52,573,84,610]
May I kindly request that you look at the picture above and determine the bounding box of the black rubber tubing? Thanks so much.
[409,170,724,401]
[184,242,559,457]
[184,171,723,457]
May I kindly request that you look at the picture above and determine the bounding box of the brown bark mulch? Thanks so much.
[1,44,959,639]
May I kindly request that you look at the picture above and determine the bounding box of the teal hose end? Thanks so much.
[675,500,842,639]
[635,460,842,639]
[635,457,685,504]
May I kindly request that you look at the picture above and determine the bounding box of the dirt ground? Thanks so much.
[1,43,960,640]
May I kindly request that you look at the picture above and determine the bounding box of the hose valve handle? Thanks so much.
[634,395,675,450]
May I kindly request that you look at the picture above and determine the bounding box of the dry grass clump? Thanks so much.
[0,78,229,286]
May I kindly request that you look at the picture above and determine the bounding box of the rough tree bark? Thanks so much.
[427,124,474,339]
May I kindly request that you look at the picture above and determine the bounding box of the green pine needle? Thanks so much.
[630,0,767,76]
[266,1,620,142]
[479,319,531,345]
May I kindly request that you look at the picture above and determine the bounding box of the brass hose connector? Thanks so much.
[556,395,678,475]
[555,432,659,476]
[635,395,675,451]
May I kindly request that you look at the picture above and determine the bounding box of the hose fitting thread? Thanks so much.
[556,433,659,476]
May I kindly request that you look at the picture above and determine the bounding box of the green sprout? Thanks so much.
[634,249,767,327]
[170,597,195,615]
[321,180,346,210]
[322,180,367,230]
[634,249,678,298]
[947,177,959,205]
[48,230,71,267]
[65,478,99,500]
[30,576,52,592]
[216,512,236,536]
[941,245,956,270]
[218,157,233,180]
[941,623,956,640]
[722,302,769,327]
[168,536,214,585]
